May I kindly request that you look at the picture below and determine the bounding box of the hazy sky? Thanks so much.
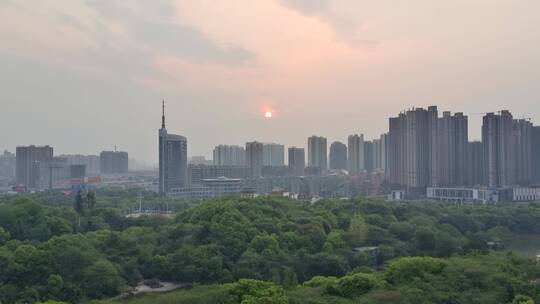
[1,0,539,163]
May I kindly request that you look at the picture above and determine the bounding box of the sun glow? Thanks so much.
[264,111,273,118]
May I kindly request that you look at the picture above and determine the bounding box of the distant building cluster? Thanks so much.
[387,107,540,201]
[3,102,539,203]
[158,103,540,202]
[0,145,131,192]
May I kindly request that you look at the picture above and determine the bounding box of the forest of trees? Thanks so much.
[1,191,540,303]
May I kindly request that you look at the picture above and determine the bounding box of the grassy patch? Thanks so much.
[505,234,540,257]
[91,285,231,304]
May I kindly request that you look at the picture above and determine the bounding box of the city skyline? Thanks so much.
[7,105,540,198]
[2,1,540,162]
[2,105,540,167]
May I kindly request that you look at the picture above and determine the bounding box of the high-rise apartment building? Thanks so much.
[159,102,188,194]
[246,141,263,177]
[0,151,15,180]
[288,147,305,176]
[16,145,54,189]
[404,107,433,189]
[372,134,389,174]
[389,113,406,187]
[308,136,327,174]
[329,141,347,170]
[38,157,70,190]
[62,154,100,175]
[514,119,533,185]
[100,151,128,174]
[482,111,533,188]
[213,145,246,166]
[482,111,517,188]
[364,141,374,173]
[388,106,467,193]
[262,143,285,167]
[436,111,469,186]
[347,134,364,174]
[533,126,540,184]
[468,141,484,186]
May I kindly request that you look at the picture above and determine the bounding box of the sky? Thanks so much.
[1,0,540,164]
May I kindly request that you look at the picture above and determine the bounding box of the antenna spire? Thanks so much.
[161,99,166,129]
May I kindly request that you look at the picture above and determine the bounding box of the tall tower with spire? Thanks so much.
[158,100,187,194]
[161,99,166,129]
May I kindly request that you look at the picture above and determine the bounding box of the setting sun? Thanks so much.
[264,111,273,118]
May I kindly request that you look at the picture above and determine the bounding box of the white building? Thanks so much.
[512,187,540,201]
[168,177,242,199]
[203,177,242,196]
[427,187,504,203]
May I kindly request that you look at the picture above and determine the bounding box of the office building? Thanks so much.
[168,177,243,199]
[512,187,540,201]
[16,145,54,189]
[100,151,128,174]
[262,143,285,167]
[159,101,188,194]
[203,177,243,197]
[347,134,364,174]
[188,164,249,185]
[329,141,347,170]
[426,187,509,203]
[308,136,327,174]
[288,147,305,176]
[213,145,246,166]
[246,141,263,177]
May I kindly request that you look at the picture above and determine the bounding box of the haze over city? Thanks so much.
[2,0,540,163]
[4,2,540,303]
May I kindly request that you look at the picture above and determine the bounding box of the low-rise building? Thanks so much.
[168,177,243,199]
[202,177,242,197]
[512,187,540,201]
[426,187,514,202]
[167,186,214,200]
